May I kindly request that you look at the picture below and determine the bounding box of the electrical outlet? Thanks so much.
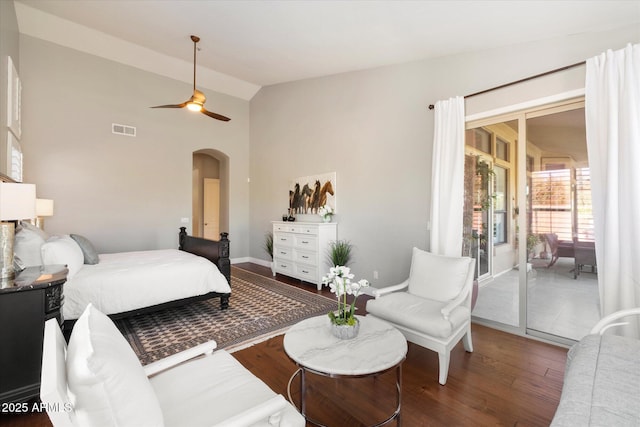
[373,270,379,280]
[180,217,189,223]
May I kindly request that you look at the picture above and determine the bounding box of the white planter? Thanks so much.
[330,318,360,340]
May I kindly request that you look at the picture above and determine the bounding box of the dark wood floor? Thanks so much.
[0,262,568,427]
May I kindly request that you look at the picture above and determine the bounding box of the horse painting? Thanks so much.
[309,180,322,213]
[289,173,336,216]
[318,180,334,208]
[290,183,314,214]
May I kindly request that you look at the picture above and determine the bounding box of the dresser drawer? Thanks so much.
[295,249,316,265]
[274,232,294,247]
[274,223,296,232]
[274,260,294,273]
[274,246,294,260]
[296,225,318,235]
[294,235,317,249]
[295,264,318,281]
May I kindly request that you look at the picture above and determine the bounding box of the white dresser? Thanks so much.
[272,221,337,290]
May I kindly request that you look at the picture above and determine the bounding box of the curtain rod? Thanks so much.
[427,60,586,110]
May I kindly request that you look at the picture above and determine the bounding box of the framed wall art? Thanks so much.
[7,56,22,139]
[289,171,336,215]
[7,131,22,182]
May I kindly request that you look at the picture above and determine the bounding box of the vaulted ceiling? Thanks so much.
[14,0,640,100]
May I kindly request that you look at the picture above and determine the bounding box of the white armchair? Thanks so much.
[366,247,475,385]
[41,304,304,427]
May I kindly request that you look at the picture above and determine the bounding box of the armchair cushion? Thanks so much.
[150,349,290,426]
[66,304,164,426]
[408,247,470,302]
[366,292,470,338]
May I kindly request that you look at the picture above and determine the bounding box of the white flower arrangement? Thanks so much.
[322,266,369,326]
[318,205,334,220]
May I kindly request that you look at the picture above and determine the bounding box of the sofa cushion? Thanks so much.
[66,304,164,426]
[41,235,85,279]
[408,247,470,302]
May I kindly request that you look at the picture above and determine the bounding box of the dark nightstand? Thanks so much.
[0,265,68,405]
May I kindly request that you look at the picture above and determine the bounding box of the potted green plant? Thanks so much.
[327,239,353,267]
[263,231,274,274]
[527,233,540,260]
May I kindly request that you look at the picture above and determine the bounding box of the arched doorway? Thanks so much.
[192,149,229,239]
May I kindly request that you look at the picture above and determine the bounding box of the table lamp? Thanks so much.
[35,198,54,230]
[0,182,36,279]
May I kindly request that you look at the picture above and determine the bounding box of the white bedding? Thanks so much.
[63,249,231,320]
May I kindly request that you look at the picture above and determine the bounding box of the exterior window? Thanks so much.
[466,128,492,154]
[493,166,507,244]
[496,138,509,161]
[575,168,594,242]
[531,169,572,240]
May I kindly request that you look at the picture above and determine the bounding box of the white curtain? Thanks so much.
[429,96,465,257]
[585,43,640,337]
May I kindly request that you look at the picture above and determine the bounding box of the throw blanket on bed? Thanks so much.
[64,249,230,320]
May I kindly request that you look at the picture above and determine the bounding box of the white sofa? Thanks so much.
[551,308,640,426]
[41,304,304,427]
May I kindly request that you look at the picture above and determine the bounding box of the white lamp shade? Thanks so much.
[0,182,36,220]
[36,198,54,217]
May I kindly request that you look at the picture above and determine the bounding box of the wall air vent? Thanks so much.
[112,123,136,137]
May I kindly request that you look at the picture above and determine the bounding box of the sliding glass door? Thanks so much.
[466,100,601,342]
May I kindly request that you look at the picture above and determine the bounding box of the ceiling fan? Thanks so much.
[151,35,230,122]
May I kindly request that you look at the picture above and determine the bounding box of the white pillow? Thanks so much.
[66,304,164,426]
[408,247,471,302]
[13,223,48,266]
[40,235,85,279]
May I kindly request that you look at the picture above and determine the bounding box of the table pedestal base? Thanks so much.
[286,364,403,427]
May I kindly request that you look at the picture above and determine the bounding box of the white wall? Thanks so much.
[249,25,639,287]
[20,36,250,256]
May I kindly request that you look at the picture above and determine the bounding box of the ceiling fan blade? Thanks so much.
[150,102,187,109]
[201,108,231,122]
[151,36,230,122]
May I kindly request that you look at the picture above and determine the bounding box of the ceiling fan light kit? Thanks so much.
[151,35,230,122]
[187,102,202,112]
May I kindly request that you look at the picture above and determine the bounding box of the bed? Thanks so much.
[13,224,231,329]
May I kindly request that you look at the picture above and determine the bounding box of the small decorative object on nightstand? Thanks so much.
[0,265,67,405]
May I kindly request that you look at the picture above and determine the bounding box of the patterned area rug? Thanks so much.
[115,266,336,365]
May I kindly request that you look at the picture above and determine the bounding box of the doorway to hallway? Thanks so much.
[192,150,229,240]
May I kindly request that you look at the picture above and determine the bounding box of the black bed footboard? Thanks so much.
[179,227,231,285]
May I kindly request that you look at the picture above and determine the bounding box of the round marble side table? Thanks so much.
[283,315,407,426]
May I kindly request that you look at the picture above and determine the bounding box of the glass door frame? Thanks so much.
[467,96,585,345]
